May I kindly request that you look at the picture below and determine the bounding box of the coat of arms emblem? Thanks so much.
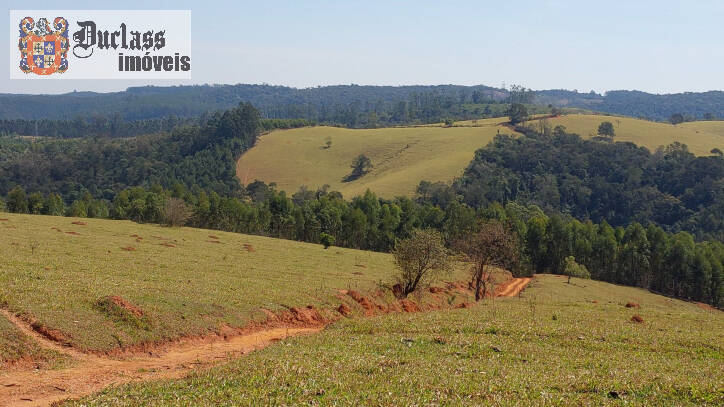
[18,17,69,75]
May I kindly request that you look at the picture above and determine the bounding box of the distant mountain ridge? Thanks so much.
[0,84,721,122]
[535,89,724,121]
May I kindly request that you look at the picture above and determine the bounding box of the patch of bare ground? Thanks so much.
[0,307,318,407]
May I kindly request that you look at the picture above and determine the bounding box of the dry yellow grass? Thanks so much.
[237,120,515,198]
[526,114,724,156]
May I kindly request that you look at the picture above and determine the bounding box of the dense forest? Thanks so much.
[452,126,724,241]
[0,115,198,139]
[1,85,720,128]
[0,103,268,200]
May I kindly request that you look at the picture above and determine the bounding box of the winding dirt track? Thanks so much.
[0,276,533,406]
[0,308,318,407]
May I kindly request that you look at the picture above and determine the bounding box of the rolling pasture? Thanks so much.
[68,275,724,406]
[236,118,515,198]
[0,214,405,354]
[526,114,724,156]
[237,114,723,200]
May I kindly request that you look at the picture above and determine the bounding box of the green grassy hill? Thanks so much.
[525,114,724,156]
[68,274,724,406]
[236,118,515,198]
[237,114,723,199]
[0,213,413,355]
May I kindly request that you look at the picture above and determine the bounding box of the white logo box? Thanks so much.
[10,10,191,79]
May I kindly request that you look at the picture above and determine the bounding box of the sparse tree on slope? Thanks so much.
[392,229,451,298]
[597,121,615,140]
[458,220,519,301]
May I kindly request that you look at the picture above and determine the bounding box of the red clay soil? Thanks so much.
[105,295,144,318]
[399,299,421,313]
[346,290,377,316]
[120,246,136,251]
[70,221,86,225]
[625,302,640,308]
[64,231,81,236]
[695,302,718,311]
[337,303,352,316]
[495,277,533,297]
[0,307,319,407]
[631,315,645,323]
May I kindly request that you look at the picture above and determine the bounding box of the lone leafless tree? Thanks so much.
[163,198,190,227]
[457,220,518,301]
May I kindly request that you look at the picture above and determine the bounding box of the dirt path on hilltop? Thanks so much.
[496,277,533,297]
[0,308,318,407]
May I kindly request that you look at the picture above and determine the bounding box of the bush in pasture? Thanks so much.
[564,256,590,283]
[597,121,615,140]
[507,103,528,125]
[344,154,373,182]
[392,229,451,298]
[320,232,335,249]
[6,186,28,213]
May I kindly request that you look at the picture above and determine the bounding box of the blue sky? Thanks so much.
[3,0,723,94]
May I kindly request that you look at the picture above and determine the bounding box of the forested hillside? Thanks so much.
[454,126,724,241]
[0,103,263,200]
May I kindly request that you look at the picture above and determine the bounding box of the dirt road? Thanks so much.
[0,308,318,407]
[496,277,533,297]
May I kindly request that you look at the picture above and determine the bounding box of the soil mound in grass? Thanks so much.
[96,295,151,330]
[347,290,377,315]
[631,315,644,323]
[625,302,640,308]
[105,295,144,318]
[399,299,421,313]
[337,303,352,316]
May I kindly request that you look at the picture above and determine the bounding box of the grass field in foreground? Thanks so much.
[68,275,724,406]
[525,114,724,156]
[236,118,515,198]
[0,213,421,353]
